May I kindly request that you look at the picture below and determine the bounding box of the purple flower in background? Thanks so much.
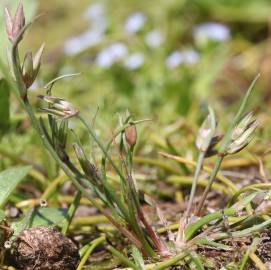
[166,51,183,69]
[193,22,230,44]
[182,49,200,64]
[125,12,146,34]
[124,52,145,70]
[84,3,107,33]
[96,43,128,68]
[166,49,199,69]
[84,3,105,21]
[64,30,104,56]
[145,30,165,48]
[64,3,107,56]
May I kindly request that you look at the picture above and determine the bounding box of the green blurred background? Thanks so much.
[1,0,271,180]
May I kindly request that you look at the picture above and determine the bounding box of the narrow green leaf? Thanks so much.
[197,237,232,251]
[132,245,145,270]
[0,166,31,207]
[188,251,205,270]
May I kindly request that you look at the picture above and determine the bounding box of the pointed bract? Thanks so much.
[5,2,25,42]
[13,2,25,36]
[22,52,34,88]
[33,43,45,72]
[196,106,218,153]
[227,119,258,154]
[38,95,79,119]
[4,7,13,40]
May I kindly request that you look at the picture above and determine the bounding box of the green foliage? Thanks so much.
[1,0,271,269]
[11,207,68,236]
[0,166,31,208]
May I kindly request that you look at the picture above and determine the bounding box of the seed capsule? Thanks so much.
[125,124,137,147]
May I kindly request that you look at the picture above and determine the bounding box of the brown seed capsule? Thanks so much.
[125,124,137,147]
[11,226,79,270]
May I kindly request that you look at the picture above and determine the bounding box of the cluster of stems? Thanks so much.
[3,2,170,258]
[174,74,259,247]
[2,3,262,268]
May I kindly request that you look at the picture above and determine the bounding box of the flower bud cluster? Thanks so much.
[38,95,79,119]
[226,111,258,155]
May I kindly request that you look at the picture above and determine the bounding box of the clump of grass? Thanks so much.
[3,1,170,259]
[2,2,271,270]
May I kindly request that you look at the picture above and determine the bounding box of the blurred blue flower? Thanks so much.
[124,52,145,70]
[125,12,146,34]
[166,49,199,69]
[145,30,165,48]
[96,43,128,68]
[64,30,104,56]
[193,23,230,44]
[64,3,107,56]
[84,3,105,22]
[84,3,107,33]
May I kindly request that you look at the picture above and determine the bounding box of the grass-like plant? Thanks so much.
[3,2,271,270]
[3,1,170,259]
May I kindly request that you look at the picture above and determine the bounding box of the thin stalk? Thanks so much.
[186,152,205,216]
[249,253,267,270]
[10,37,144,253]
[195,156,223,215]
[153,251,188,270]
[41,174,67,200]
[77,235,106,270]
[61,191,82,235]
[239,237,260,270]
[118,251,189,270]
[107,245,140,270]
[176,151,205,244]
[228,183,271,206]
[134,156,181,175]
[126,149,164,255]
[159,152,237,193]
[210,217,271,240]
[196,74,259,215]
[77,115,130,219]
[185,208,236,240]
[78,115,156,256]
[78,114,126,180]
[167,175,231,195]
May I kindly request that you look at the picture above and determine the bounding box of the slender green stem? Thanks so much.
[186,152,205,217]
[78,115,156,256]
[167,175,231,195]
[78,115,130,218]
[78,114,126,180]
[228,183,271,206]
[209,218,271,241]
[153,251,188,270]
[195,156,224,215]
[196,75,259,215]
[134,156,181,174]
[61,191,82,235]
[175,152,205,244]
[107,245,140,270]
[185,208,236,240]
[239,237,260,270]
[10,38,144,253]
[77,235,106,270]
